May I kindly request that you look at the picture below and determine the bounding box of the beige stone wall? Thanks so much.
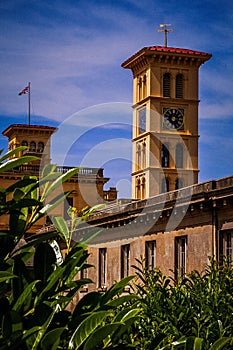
[83,223,212,294]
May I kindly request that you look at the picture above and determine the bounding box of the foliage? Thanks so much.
[0,148,232,349]
[132,258,233,350]
[0,148,139,349]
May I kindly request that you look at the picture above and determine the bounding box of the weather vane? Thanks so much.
[157,24,173,47]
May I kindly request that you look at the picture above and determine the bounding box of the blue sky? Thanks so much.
[0,0,233,198]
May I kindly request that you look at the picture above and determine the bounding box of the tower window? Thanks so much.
[142,142,146,169]
[175,178,183,190]
[141,177,146,200]
[29,141,36,152]
[163,73,171,97]
[136,178,141,199]
[161,143,169,167]
[138,107,146,134]
[21,140,28,147]
[138,76,142,101]
[176,74,183,98]
[143,74,147,99]
[161,177,169,193]
[38,141,44,152]
[175,236,187,280]
[121,244,130,278]
[176,144,183,168]
[136,143,141,171]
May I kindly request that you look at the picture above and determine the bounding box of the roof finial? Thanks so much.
[157,24,173,47]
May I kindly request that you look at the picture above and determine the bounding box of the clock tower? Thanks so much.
[122,46,211,199]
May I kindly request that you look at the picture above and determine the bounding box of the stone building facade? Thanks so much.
[73,176,233,293]
[1,41,232,297]
[0,124,117,233]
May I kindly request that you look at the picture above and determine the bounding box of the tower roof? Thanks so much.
[122,46,212,71]
[2,124,57,138]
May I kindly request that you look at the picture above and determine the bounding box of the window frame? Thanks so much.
[220,230,233,265]
[161,143,170,168]
[145,240,156,270]
[121,244,130,278]
[98,248,107,288]
[175,236,187,280]
[137,106,147,135]
[163,73,171,97]
[176,74,183,98]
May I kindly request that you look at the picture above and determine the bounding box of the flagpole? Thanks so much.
[28,82,31,126]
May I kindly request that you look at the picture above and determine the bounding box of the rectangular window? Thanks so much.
[121,244,130,278]
[138,107,146,135]
[99,248,107,288]
[175,236,187,279]
[220,231,233,264]
[145,241,156,270]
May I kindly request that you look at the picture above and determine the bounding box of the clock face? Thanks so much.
[163,108,184,131]
[138,107,146,134]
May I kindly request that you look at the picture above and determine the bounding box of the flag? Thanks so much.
[18,85,29,96]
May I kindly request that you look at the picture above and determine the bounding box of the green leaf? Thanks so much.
[13,188,25,201]
[120,308,141,322]
[2,310,23,339]
[6,177,37,195]
[13,280,38,313]
[106,294,137,307]
[52,216,70,244]
[9,206,28,236]
[209,337,233,350]
[0,271,17,283]
[44,167,79,198]
[29,304,61,350]
[29,191,72,227]
[41,163,57,178]
[22,326,43,345]
[193,337,204,350]
[0,156,39,173]
[101,275,135,305]
[40,327,65,350]
[68,311,110,350]
[83,323,121,350]
[0,146,28,162]
[37,265,65,301]
[34,243,57,285]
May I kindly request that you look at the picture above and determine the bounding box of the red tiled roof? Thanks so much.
[122,46,212,67]
[146,46,211,56]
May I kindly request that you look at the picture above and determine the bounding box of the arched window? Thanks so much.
[136,143,141,170]
[142,142,146,169]
[176,74,183,98]
[161,143,169,167]
[175,178,183,190]
[163,73,171,97]
[136,179,141,199]
[161,178,169,193]
[176,144,183,168]
[143,74,147,99]
[30,141,36,152]
[138,77,142,101]
[141,177,146,200]
[21,140,28,147]
[38,141,44,152]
